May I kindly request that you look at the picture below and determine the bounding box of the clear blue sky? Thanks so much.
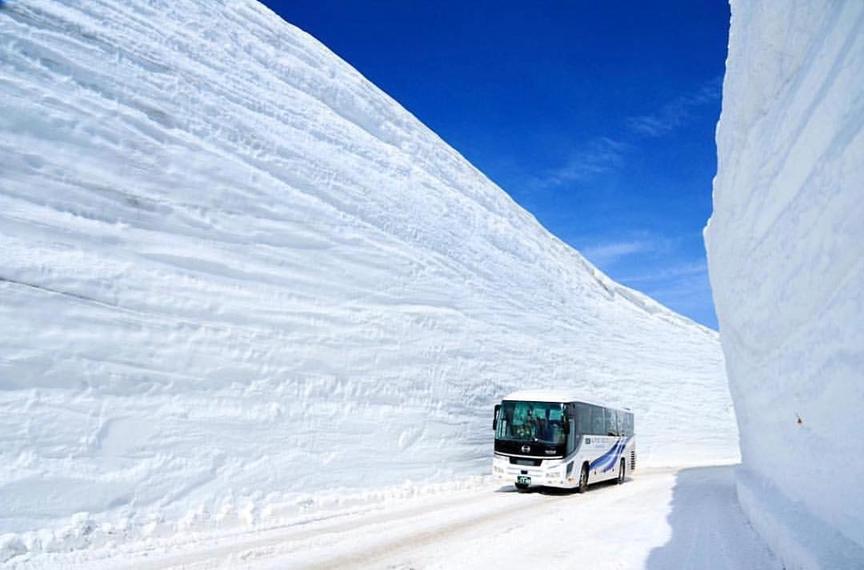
[262,1,730,329]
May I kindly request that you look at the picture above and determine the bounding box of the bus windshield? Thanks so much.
[495,401,566,445]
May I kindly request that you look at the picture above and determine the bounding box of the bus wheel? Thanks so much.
[617,458,625,484]
[577,464,589,493]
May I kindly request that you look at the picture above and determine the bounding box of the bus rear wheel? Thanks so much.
[617,458,625,484]
[577,464,589,493]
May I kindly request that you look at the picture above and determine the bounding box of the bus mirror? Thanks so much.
[563,419,570,435]
[493,404,500,431]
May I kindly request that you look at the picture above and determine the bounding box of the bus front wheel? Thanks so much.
[577,464,589,493]
[617,458,625,484]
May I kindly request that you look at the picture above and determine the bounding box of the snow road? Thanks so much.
[14,466,778,569]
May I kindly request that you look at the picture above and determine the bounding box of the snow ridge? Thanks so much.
[1,0,735,558]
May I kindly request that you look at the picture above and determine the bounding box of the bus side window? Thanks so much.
[591,406,605,435]
[576,403,592,434]
[605,409,618,436]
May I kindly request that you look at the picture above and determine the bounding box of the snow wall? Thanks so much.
[1,0,736,557]
[706,1,864,567]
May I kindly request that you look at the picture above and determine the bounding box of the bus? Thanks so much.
[492,390,635,492]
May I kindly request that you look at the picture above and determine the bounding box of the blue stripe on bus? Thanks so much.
[599,439,623,472]
[589,439,620,470]
[608,436,632,472]
[589,436,632,473]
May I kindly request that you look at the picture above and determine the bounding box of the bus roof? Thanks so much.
[501,389,630,412]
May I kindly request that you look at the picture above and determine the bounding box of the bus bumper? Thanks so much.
[493,455,572,488]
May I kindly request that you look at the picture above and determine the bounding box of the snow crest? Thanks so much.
[706,1,864,567]
[1,0,735,557]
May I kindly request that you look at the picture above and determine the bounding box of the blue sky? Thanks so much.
[263,1,730,328]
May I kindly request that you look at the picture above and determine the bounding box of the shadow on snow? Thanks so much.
[645,465,778,570]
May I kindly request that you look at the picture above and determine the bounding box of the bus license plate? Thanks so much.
[517,475,531,486]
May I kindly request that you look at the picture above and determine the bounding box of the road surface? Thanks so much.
[13,466,779,569]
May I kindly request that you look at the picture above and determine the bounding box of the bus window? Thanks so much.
[605,409,618,436]
[576,403,592,434]
[621,412,630,436]
[495,401,567,445]
[591,406,605,435]
[546,406,564,443]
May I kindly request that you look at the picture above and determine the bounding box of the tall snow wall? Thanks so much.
[706,1,864,567]
[1,0,736,556]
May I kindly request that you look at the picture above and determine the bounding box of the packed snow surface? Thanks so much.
[706,0,864,567]
[1,0,736,559]
[9,468,779,570]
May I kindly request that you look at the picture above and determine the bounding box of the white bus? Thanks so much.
[492,390,635,492]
